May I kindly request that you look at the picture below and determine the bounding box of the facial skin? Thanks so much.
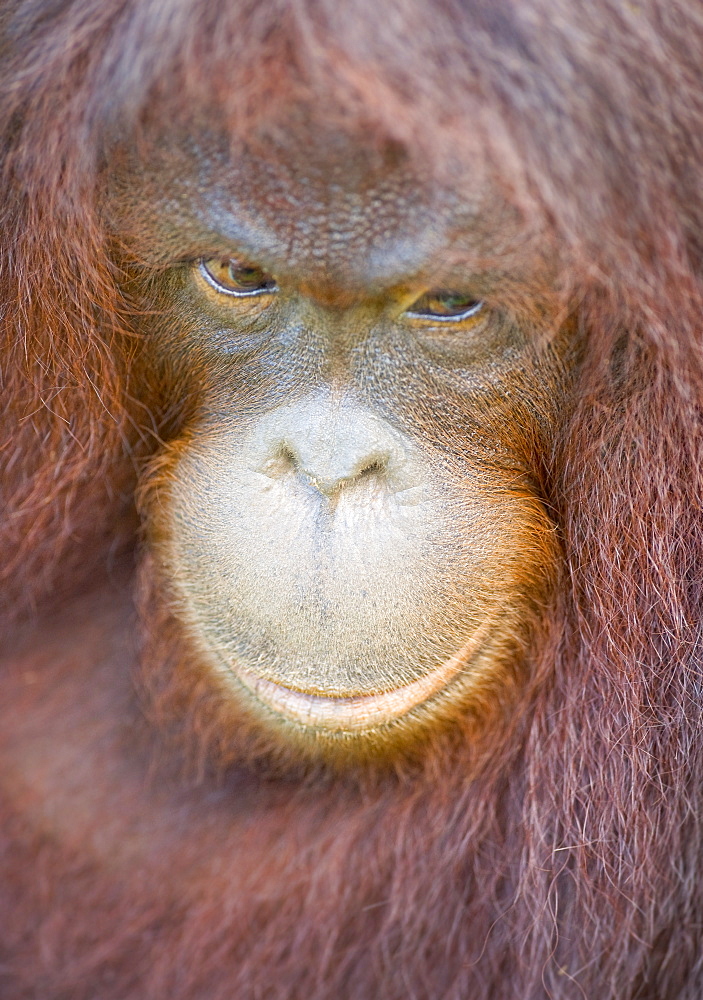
[110,123,566,752]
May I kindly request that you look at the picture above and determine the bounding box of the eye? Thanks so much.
[198,258,277,297]
[406,291,483,322]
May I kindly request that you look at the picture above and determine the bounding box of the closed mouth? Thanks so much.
[232,622,493,732]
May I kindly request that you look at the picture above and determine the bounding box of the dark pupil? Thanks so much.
[425,293,479,316]
[229,263,271,291]
[406,290,482,319]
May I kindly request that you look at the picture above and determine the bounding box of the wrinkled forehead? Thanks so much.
[106,98,538,295]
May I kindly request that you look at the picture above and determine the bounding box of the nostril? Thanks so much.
[356,458,386,481]
[310,457,389,497]
[261,444,299,479]
[278,444,298,470]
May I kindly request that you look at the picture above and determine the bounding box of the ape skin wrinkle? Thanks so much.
[231,620,495,731]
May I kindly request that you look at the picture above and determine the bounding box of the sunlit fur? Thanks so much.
[2,1,703,998]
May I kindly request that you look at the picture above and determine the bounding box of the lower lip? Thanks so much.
[231,624,493,732]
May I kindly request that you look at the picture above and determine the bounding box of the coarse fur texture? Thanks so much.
[2,1,703,998]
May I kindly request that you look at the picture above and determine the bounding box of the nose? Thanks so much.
[251,394,418,496]
[276,441,386,496]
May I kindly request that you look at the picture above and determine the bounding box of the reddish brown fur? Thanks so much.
[2,1,703,997]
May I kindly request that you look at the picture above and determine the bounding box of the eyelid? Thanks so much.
[197,258,278,298]
[405,292,484,323]
[406,303,483,323]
